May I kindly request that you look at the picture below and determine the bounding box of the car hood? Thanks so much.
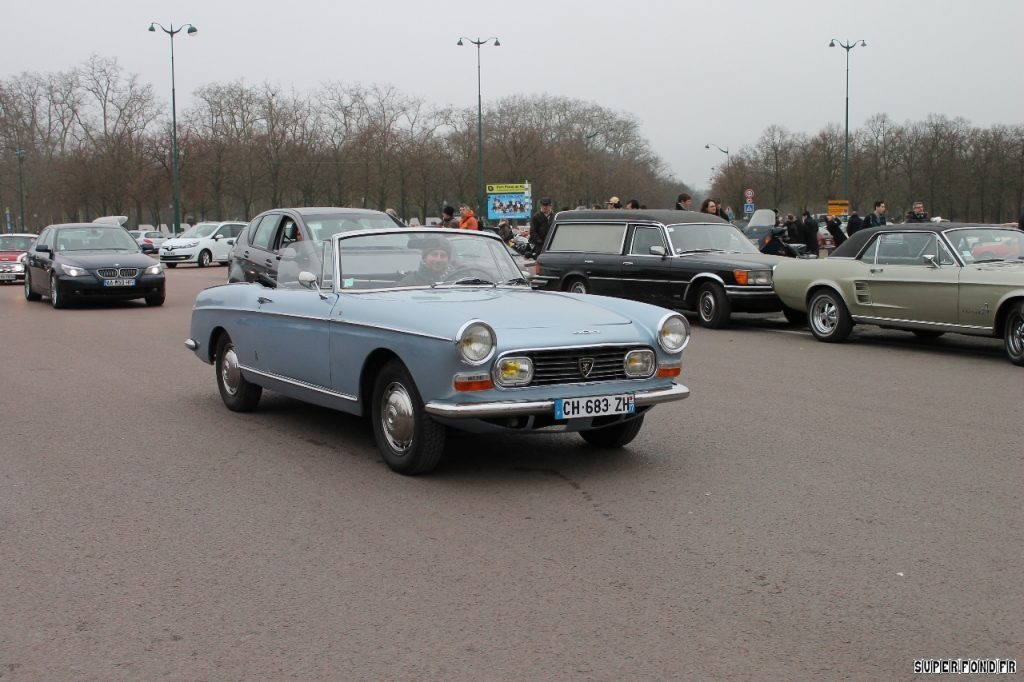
[58,251,155,268]
[161,238,201,247]
[0,250,27,261]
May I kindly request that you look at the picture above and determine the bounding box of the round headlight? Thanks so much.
[657,314,690,353]
[456,321,496,365]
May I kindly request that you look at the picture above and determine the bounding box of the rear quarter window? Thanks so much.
[547,223,626,254]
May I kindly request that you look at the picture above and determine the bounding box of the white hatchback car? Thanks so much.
[159,221,246,268]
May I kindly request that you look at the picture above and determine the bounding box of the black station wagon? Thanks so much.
[531,210,793,328]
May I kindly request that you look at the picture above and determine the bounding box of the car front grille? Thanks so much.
[520,345,649,386]
[97,267,140,279]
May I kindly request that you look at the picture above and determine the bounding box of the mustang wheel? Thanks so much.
[371,360,445,475]
[579,415,645,448]
[1004,302,1024,367]
[24,271,40,301]
[807,289,852,342]
[912,329,945,339]
[215,334,262,411]
[564,278,589,295]
[197,250,212,268]
[50,273,68,309]
[696,282,731,328]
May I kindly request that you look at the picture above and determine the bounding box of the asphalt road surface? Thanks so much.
[2,268,1021,680]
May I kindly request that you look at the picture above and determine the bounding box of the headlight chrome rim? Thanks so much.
[623,349,656,378]
[455,320,496,366]
[657,313,690,353]
[493,355,534,387]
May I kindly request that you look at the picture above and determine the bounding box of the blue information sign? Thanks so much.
[743,203,755,214]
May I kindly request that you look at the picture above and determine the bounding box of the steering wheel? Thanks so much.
[443,267,495,283]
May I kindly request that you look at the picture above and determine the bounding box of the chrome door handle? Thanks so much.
[257,296,273,304]
[583,259,594,264]
[622,261,634,266]
[870,268,884,273]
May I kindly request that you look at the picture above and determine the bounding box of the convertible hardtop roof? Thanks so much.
[554,209,730,225]
[832,222,1014,258]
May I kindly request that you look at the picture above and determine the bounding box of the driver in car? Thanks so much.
[400,237,455,285]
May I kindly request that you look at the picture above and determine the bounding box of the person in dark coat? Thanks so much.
[905,200,930,223]
[801,211,819,256]
[784,214,800,242]
[528,197,554,258]
[865,201,887,228]
[847,210,865,236]
[825,215,847,247]
[675,193,693,210]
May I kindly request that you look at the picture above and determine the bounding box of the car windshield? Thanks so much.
[180,223,219,239]
[944,227,1024,263]
[335,230,526,290]
[305,213,399,241]
[0,236,35,251]
[667,223,759,254]
[56,228,140,252]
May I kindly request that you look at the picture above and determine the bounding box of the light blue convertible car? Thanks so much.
[186,228,691,474]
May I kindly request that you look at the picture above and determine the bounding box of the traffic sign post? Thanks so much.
[743,203,755,215]
[744,188,755,201]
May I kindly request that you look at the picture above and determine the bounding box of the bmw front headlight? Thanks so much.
[657,313,690,353]
[59,263,90,277]
[456,321,496,365]
[144,263,164,276]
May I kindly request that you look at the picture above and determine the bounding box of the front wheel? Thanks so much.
[807,289,853,342]
[145,293,165,307]
[50,273,69,309]
[165,263,177,268]
[371,360,445,475]
[696,282,731,328]
[215,334,262,411]
[1004,302,1024,367]
[579,415,645,448]
[24,271,40,301]
[197,250,212,268]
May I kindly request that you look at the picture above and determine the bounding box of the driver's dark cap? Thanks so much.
[540,197,552,205]
[420,237,451,256]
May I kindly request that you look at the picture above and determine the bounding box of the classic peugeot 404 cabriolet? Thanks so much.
[187,228,691,474]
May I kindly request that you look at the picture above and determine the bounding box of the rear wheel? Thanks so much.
[215,334,262,411]
[911,329,945,339]
[24,271,40,301]
[371,360,445,475]
[579,415,645,448]
[696,282,731,328]
[807,289,852,342]
[563,277,589,294]
[197,250,212,268]
[1004,302,1024,367]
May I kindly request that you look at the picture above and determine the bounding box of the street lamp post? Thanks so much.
[149,21,197,236]
[14,148,26,230]
[705,143,730,168]
[457,36,499,225]
[829,38,866,202]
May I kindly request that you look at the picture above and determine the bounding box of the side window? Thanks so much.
[629,226,667,255]
[546,223,627,254]
[936,239,956,266]
[37,228,53,249]
[876,232,931,265]
[858,238,878,263]
[229,224,244,238]
[212,225,228,239]
[252,214,281,251]
[278,218,300,248]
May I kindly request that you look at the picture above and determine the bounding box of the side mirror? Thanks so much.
[298,270,319,288]
[35,244,51,253]
[226,239,235,246]
[650,245,667,258]
[213,234,223,240]
[922,254,940,268]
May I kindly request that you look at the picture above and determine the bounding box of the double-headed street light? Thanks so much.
[149,21,197,236]
[14,148,26,230]
[705,143,730,167]
[457,36,500,224]
[829,38,866,202]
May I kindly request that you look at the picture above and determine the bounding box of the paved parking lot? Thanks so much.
[1,267,1020,680]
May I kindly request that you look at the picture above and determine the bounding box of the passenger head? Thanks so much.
[419,237,451,274]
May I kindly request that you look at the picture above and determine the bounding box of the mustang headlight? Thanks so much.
[144,263,164,276]
[456,321,496,365]
[734,269,772,286]
[59,263,90,277]
[494,356,533,387]
[657,313,690,353]
[623,349,656,377]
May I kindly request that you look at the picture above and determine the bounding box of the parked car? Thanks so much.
[227,207,398,285]
[188,227,691,474]
[0,233,37,284]
[23,223,165,308]
[531,209,793,327]
[129,229,168,254]
[159,221,246,268]
[772,223,1024,366]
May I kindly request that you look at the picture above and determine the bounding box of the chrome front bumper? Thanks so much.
[425,383,689,419]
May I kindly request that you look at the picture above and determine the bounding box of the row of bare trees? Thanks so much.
[710,117,1024,223]
[0,56,687,231]
[2,56,1021,232]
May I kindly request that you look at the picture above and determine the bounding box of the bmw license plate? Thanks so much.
[103,279,135,287]
[0,274,15,281]
[555,394,635,420]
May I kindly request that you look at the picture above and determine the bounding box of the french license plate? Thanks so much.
[555,394,635,420]
[0,274,14,281]
[103,279,135,287]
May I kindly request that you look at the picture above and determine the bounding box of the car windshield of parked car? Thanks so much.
[180,223,219,239]
[305,214,399,241]
[336,231,525,290]
[55,227,140,252]
[667,223,759,254]
[0,235,35,251]
[944,227,1024,264]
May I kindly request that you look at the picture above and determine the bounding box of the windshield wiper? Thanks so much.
[502,277,529,285]
[449,277,495,286]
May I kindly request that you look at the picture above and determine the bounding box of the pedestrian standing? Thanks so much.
[866,201,887,228]
[675,193,693,210]
[801,211,819,257]
[905,200,930,223]
[458,204,479,230]
[825,214,847,247]
[626,199,641,209]
[528,197,554,258]
[846,210,864,236]
[440,205,457,228]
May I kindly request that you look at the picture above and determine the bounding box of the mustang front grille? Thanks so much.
[521,346,649,386]
[97,268,140,279]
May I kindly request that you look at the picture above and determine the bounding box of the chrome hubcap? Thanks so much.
[220,346,241,396]
[51,276,59,305]
[700,292,715,320]
[571,282,586,294]
[812,298,838,334]
[381,381,414,455]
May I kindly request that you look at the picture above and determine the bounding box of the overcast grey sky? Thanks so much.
[4,0,1022,191]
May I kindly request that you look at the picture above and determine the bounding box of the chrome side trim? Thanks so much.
[239,364,358,402]
[682,273,726,300]
[425,383,690,418]
[851,315,994,332]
